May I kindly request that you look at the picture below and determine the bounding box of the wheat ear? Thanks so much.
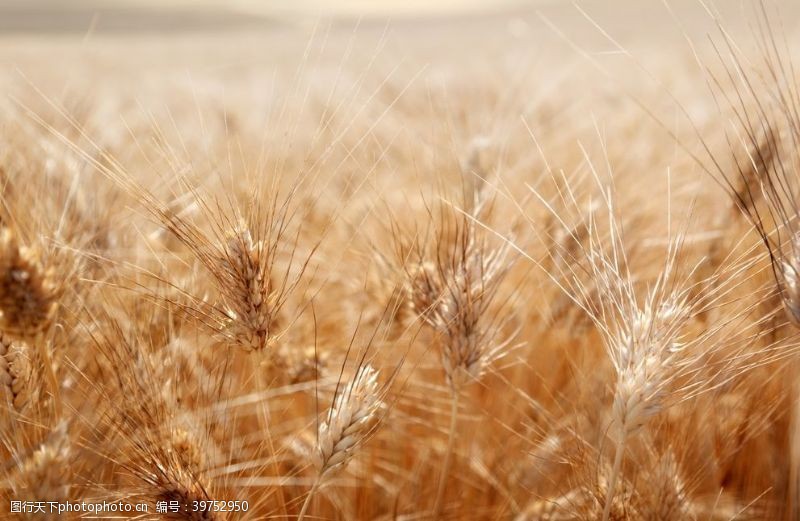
[423,228,512,519]
[0,333,31,411]
[14,424,71,510]
[219,224,278,352]
[298,364,384,521]
[601,293,690,521]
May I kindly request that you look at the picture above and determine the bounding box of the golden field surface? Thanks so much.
[4,1,800,519]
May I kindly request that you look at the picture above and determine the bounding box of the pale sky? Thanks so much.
[232,0,532,16]
[97,0,535,16]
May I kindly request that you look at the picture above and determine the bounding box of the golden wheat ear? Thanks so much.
[396,186,519,519]
[0,333,32,412]
[314,364,385,478]
[12,421,72,500]
[130,179,320,362]
[296,298,403,521]
[0,228,58,335]
[214,221,282,353]
[297,363,387,521]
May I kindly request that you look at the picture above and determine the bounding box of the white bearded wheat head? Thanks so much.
[314,365,385,479]
[611,295,690,441]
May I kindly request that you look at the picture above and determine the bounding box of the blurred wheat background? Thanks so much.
[3,1,800,520]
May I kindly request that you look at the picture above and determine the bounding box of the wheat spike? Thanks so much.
[0,228,57,335]
[298,364,385,521]
[611,297,689,440]
[12,424,72,520]
[0,333,31,411]
[411,233,512,391]
[314,364,384,478]
[218,224,277,352]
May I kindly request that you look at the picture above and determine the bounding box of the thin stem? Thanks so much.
[297,477,320,521]
[256,358,288,518]
[433,386,461,520]
[602,431,626,521]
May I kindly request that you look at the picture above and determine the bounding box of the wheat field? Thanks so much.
[3,1,800,519]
